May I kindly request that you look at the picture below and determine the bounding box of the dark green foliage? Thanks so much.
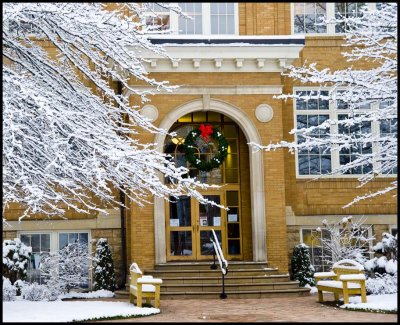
[183,126,228,172]
[93,238,117,291]
[291,243,315,287]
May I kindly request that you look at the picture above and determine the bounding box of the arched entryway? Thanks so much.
[153,99,266,263]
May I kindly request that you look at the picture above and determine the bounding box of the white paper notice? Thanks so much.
[228,214,237,222]
[213,217,221,226]
[170,219,179,227]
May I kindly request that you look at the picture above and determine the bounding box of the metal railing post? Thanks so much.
[210,229,228,299]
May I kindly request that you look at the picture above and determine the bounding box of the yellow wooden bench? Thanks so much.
[129,262,162,308]
[315,259,367,305]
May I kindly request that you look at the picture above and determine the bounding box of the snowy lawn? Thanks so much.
[341,294,397,313]
[3,299,160,322]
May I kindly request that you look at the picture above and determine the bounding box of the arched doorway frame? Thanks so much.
[153,98,266,263]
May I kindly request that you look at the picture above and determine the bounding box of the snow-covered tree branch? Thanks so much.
[3,3,218,221]
[251,3,397,207]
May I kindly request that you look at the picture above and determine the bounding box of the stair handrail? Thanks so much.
[210,229,228,275]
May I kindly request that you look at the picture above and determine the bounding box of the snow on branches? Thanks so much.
[3,3,217,220]
[251,3,397,206]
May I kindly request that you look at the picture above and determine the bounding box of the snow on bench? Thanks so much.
[314,259,367,304]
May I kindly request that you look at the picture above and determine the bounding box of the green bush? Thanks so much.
[291,243,315,287]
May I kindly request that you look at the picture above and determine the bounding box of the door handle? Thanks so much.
[197,225,199,232]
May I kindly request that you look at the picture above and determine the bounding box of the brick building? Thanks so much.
[3,3,397,290]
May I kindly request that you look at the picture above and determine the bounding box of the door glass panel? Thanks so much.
[169,196,191,227]
[228,239,241,255]
[170,231,192,256]
[199,195,221,227]
[200,230,222,255]
[228,223,240,238]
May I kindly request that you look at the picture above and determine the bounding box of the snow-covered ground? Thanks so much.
[3,298,160,322]
[60,289,115,299]
[341,294,397,312]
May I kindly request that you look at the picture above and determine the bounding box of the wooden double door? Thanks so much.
[166,190,242,261]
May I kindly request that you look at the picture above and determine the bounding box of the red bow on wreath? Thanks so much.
[199,124,213,142]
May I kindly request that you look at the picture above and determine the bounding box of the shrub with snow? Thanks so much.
[366,273,397,295]
[3,238,32,284]
[14,279,28,296]
[22,282,50,301]
[93,238,117,291]
[364,232,397,276]
[3,277,17,301]
[40,242,90,293]
[291,243,315,287]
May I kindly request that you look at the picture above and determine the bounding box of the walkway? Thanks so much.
[96,293,397,323]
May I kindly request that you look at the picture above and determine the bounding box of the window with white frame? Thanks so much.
[19,231,90,288]
[143,3,238,35]
[210,3,236,34]
[292,3,380,35]
[301,228,332,272]
[379,100,398,175]
[293,3,327,34]
[178,3,203,34]
[144,3,171,32]
[301,226,371,272]
[294,88,397,177]
[389,226,397,237]
[334,2,366,33]
[20,233,51,284]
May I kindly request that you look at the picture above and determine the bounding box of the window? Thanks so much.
[20,233,51,284]
[294,88,397,177]
[334,3,366,33]
[178,3,203,34]
[301,226,371,272]
[293,3,327,34]
[210,3,235,34]
[389,226,397,237]
[301,228,331,272]
[338,114,373,175]
[295,90,331,176]
[19,231,90,289]
[379,100,397,175]
[144,3,238,35]
[292,3,378,35]
[144,3,171,32]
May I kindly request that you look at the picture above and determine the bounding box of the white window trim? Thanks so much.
[300,225,374,263]
[293,86,397,179]
[145,2,239,36]
[18,230,92,288]
[291,2,378,36]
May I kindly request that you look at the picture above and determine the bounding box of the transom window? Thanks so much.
[294,88,397,177]
[164,112,239,185]
[144,3,238,35]
[292,3,381,35]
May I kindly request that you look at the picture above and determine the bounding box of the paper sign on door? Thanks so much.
[213,217,221,226]
[170,219,179,227]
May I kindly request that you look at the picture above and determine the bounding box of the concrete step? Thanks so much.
[144,268,279,278]
[161,281,301,292]
[156,274,291,285]
[114,287,311,300]
[151,261,269,271]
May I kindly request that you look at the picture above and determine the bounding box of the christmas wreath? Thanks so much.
[183,124,228,172]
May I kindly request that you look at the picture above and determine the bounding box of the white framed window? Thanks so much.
[300,226,372,272]
[20,232,51,284]
[294,87,397,178]
[18,230,91,289]
[143,2,239,35]
[292,2,378,35]
[293,3,327,34]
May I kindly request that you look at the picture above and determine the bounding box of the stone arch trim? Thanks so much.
[153,98,266,263]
